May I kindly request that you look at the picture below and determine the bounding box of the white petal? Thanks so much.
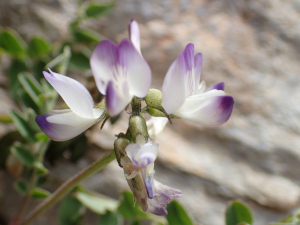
[36,110,98,141]
[118,39,151,98]
[43,71,95,118]
[125,143,140,162]
[197,81,206,94]
[139,142,159,164]
[90,40,118,95]
[129,20,141,54]
[146,117,168,137]
[162,53,187,114]
[174,93,234,126]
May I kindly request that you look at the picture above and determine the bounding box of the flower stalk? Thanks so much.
[20,151,116,225]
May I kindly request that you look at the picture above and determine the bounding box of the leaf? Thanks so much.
[10,110,37,142]
[32,59,47,81]
[69,51,90,70]
[0,28,26,56]
[30,188,51,199]
[13,179,27,195]
[75,190,118,215]
[8,58,28,98]
[16,90,40,114]
[117,191,148,220]
[26,108,41,132]
[6,153,23,178]
[84,2,115,18]
[34,162,48,175]
[0,131,23,168]
[72,28,102,43]
[59,196,85,225]
[11,143,35,167]
[0,114,13,123]
[18,73,43,105]
[225,201,253,225]
[99,211,118,225]
[28,36,51,58]
[166,200,193,225]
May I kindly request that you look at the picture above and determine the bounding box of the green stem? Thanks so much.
[20,151,116,225]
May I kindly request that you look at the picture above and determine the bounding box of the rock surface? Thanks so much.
[1,0,300,224]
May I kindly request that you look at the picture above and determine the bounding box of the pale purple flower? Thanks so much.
[36,70,103,141]
[125,142,158,199]
[147,180,182,216]
[162,43,234,126]
[90,31,151,116]
[129,19,141,54]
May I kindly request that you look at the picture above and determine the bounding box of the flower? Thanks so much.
[90,32,151,116]
[146,117,168,137]
[125,141,182,215]
[36,70,103,141]
[162,43,234,126]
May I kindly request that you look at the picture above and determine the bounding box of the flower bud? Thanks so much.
[129,115,149,143]
[144,89,164,112]
[114,134,130,168]
[147,107,167,117]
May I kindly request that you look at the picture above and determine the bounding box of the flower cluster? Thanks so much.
[36,19,234,215]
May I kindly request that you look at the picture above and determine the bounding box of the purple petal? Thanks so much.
[129,19,141,53]
[36,111,97,141]
[147,199,168,216]
[106,81,130,116]
[118,39,151,98]
[90,40,118,95]
[162,52,187,114]
[143,172,155,199]
[194,52,203,89]
[206,82,225,91]
[175,95,234,126]
[43,71,95,118]
[182,43,194,72]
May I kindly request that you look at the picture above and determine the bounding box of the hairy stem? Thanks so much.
[20,151,116,225]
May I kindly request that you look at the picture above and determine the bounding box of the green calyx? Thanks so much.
[129,115,149,143]
[114,133,130,168]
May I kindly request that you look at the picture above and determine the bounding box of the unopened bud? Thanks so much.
[147,107,167,117]
[129,116,148,143]
[144,89,164,112]
[114,134,130,168]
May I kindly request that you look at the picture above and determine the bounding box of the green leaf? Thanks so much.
[73,28,102,43]
[32,59,47,81]
[75,190,118,215]
[69,51,90,70]
[117,191,148,220]
[16,90,40,114]
[8,58,28,98]
[30,188,51,199]
[0,131,22,168]
[59,196,85,225]
[14,179,27,195]
[18,73,43,105]
[10,110,37,142]
[99,211,118,225]
[225,201,253,225]
[34,162,48,175]
[0,114,13,123]
[0,28,25,56]
[26,108,41,132]
[28,36,51,58]
[35,132,49,142]
[84,2,115,18]
[166,200,193,225]
[276,209,300,225]
[11,143,35,167]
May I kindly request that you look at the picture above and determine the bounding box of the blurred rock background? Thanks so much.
[1,0,300,224]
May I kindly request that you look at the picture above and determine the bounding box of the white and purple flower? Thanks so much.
[90,28,151,116]
[162,43,234,126]
[125,141,182,215]
[36,70,103,141]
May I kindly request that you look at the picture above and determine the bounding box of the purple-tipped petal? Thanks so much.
[182,43,194,72]
[162,52,187,114]
[147,199,168,216]
[118,39,151,98]
[36,110,98,141]
[174,94,234,126]
[106,81,130,117]
[129,19,141,54]
[206,82,225,91]
[143,172,155,199]
[194,52,203,89]
[90,40,118,95]
[43,71,95,118]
